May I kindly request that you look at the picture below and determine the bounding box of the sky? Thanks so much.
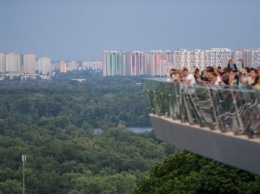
[0,0,259,61]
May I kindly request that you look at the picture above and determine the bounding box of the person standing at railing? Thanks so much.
[238,67,250,87]
[216,66,223,78]
[237,59,244,69]
[248,68,259,86]
[167,68,177,82]
[220,68,230,85]
[193,68,201,84]
[220,67,238,86]
[255,77,260,90]
[199,66,215,85]
[169,69,177,78]
[167,68,181,82]
[181,68,196,84]
[210,72,222,85]
[230,70,240,86]
[227,59,237,71]
[199,69,208,84]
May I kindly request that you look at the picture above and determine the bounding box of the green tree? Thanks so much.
[134,151,260,194]
[0,179,22,194]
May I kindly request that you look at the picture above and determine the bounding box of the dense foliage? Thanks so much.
[0,72,177,194]
[0,71,151,128]
[0,124,175,194]
[134,151,260,194]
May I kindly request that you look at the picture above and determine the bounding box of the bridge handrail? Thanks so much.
[143,78,260,138]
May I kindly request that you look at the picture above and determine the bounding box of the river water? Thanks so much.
[93,127,152,133]
[126,127,152,133]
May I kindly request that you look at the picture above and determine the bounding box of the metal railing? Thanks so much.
[143,78,260,138]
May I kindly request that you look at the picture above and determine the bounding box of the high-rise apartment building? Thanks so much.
[131,51,140,75]
[173,48,232,71]
[102,50,174,76]
[60,60,67,73]
[251,49,260,68]
[103,51,122,76]
[6,53,21,72]
[243,50,252,68]
[67,61,79,71]
[38,57,51,75]
[233,49,260,68]
[23,53,36,74]
[0,53,6,73]
[174,49,207,70]
[209,48,232,68]
[50,62,60,71]
[82,60,101,70]
[147,50,174,76]
[234,49,249,68]
[174,49,190,69]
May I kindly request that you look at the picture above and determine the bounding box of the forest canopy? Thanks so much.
[0,72,176,194]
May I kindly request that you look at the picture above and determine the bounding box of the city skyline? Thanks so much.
[0,0,260,61]
[102,48,260,76]
[0,48,259,81]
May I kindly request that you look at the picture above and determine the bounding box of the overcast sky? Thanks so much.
[0,0,259,61]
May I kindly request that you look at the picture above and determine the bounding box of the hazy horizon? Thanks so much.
[0,0,259,61]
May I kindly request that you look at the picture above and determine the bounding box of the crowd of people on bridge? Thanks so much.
[167,59,260,90]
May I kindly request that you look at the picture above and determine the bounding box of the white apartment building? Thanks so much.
[82,60,102,70]
[51,62,60,71]
[234,49,260,68]
[251,49,260,68]
[173,48,232,71]
[174,49,208,71]
[67,61,79,71]
[233,49,249,69]
[23,53,36,74]
[37,57,51,75]
[208,48,232,68]
[0,53,6,73]
[6,53,21,72]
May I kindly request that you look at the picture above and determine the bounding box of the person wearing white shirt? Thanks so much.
[212,72,222,85]
[182,68,196,84]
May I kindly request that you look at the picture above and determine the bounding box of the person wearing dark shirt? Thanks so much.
[227,59,237,71]
[200,66,214,84]
[221,67,232,85]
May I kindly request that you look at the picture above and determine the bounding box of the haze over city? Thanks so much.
[0,0,259,61]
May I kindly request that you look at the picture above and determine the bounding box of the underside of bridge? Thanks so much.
[150,114,260,175]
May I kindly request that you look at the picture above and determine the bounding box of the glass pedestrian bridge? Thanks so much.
[143,78,260,175]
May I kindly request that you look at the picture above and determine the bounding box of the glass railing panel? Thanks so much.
[169,82,182,121]
[236,88,257,136]
[250,90,260,136]
[215,87,256,135]
[143,78,260,138]
[179,83,199,125]
[193,84,218,129]
[216,87,243,134]
[143,79,162,114]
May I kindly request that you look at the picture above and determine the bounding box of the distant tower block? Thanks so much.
[23,53,36,74]
[60,60,67,73]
